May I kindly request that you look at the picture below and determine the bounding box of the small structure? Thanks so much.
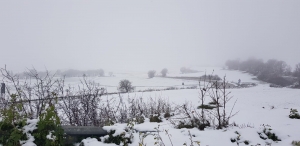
[62,126,107,144]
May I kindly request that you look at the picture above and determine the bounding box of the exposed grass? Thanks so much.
[149,115,162,123]
[208,100,217,105]
[292,141,300,146]
[197,104,216,110]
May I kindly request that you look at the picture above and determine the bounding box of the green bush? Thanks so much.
[32,105,65,146]
[0,94,27,146]
[103,122,134,146]
[104,130,132,145]
[0,121,27,146]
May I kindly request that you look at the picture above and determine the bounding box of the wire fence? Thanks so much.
[0,84,201,105]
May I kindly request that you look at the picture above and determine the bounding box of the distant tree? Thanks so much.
[118,79,134,92]
[161,68,168,77]
[284,65,292,76]
[148,70,156,78]
[180,67,187,74]
[109,72,113,77]
[294,63,300,83]
[99,69,105,76]
[180,67,198,74]
[227,58,296,87]
[225,59,240,70]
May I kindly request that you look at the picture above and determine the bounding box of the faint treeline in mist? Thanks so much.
[16,69,105,79]
[225,58,300,87]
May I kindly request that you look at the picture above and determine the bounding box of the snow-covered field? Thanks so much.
[2,67,300,146]
[76,67,300,146]
[63,67,259,93]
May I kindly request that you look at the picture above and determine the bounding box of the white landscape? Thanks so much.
[1,1,300,146]
[73,67,300,146]
[4,67,298,146]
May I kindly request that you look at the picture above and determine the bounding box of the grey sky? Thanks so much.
[0,0,299,72]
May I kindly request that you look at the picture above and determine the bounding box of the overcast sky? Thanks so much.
[0,0,299,72]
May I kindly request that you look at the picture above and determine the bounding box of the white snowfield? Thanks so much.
[2,67,300,146]
[77,67,300,146]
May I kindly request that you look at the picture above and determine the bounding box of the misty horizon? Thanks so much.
[1,0,299,72]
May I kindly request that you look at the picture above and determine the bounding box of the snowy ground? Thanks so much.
[2,67,300,146]
[63,66,259,93]
[76,67,300,146]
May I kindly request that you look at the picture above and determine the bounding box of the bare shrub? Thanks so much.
[0,67,60,119]
[58,76,103,126]
[170,102,210,130]
[208,76,238,129]
[170,74,238,130]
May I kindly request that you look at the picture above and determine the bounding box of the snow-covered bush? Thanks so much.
[102,122,135,146]
[127,97,171,123]
[230,131,250,145]
[32,105,64,146]
[0,94,64,146]
[170,102,210,130]
[0,94,28,146]
[289,109,300,119]
[258,124,281,142]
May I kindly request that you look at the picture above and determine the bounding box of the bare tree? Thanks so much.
[208,76,238,129]
[198,72,214,126]
[118,79,134,93]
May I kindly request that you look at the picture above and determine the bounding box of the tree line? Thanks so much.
[16,69,105,79]
[225,58,300,87]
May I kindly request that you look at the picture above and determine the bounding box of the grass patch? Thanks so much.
[149,115,162,123]
[197,104,216,110]
[208,100,217,105]
[292,141,300,146]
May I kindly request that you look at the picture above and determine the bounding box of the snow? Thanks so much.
[103,123,128,136]
[77,67,300,146]
[46,131,56,140]
[21,119,38,146]
[1,67,300,146]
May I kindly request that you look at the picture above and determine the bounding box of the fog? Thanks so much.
[0,0,299,73]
